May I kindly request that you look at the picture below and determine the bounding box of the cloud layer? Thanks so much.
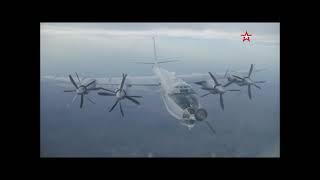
[41,23,279,44]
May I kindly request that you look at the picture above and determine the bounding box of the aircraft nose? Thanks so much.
[183,111,191,119]
[182,118,196,127]
[187,107,196,114]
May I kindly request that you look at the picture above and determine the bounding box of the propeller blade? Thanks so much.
[120,73,127,92]
[227,89,241,91]
[201,93,211,97]
[254,81,266,83]
[86,96,96,104]
[205,121,216,135]
[248,64,254,78]
[248,85,252,100]
[232,75,245,80]
[85,80,96,88]
[97,92,115,96]
[80,94,84,108]
[125,96,140,105]
[208,72,220,85]
[69,75,78,89]
[219,94,224,110]
[109,99,120,112]
[127,96,143,98]
[72,94,78,104]
[75,72,81,84]
[253,83,261,89]
[64,90,76,92]
[223,80,234,87]
[119,102,124,117]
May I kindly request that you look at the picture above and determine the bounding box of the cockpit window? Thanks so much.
[174,85,196,94]
[169,93,199,110]
[176,85,190,89]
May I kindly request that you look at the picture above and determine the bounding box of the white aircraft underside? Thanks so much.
[153,65,204,128]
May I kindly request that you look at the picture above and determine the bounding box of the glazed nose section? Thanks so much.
[183,107,197,120]
[195,108,208,121]
[187,107,196,114]
[183,111,191,119]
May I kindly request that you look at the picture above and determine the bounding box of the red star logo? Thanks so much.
[241,30,252,42]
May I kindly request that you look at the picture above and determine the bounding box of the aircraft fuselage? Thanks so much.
[152,64,206,128]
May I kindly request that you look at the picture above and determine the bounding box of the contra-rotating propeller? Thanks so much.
[97,73,142,117]
[64,72,99,108]
[232,64,266,100]
[200,72,240,110]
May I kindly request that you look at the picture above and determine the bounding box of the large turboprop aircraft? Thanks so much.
[146,37,211,131]
[97,37,215,133]
[42,37,266,134]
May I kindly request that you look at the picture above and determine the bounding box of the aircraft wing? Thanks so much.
[41,68,265,89]
[177,68,266,84]
[229,68,267,77]
[41,74,160,91]
[177,72,226,84]
[95,76,159,86]
[177,73,232,89]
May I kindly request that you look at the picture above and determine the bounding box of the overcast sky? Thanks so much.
[41,23,279,43]
[40,23,279,76]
